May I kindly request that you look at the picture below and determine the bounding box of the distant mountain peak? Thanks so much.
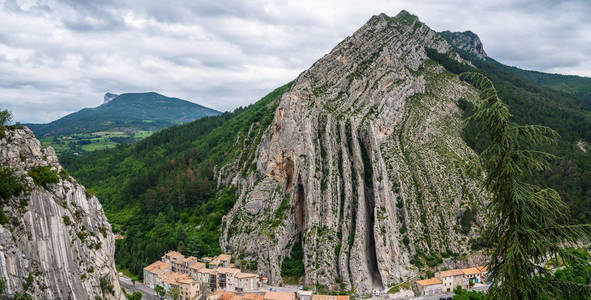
[439,30,488,59]
[103,92,119,104]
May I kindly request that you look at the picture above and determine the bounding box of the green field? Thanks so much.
[39,130,154,157]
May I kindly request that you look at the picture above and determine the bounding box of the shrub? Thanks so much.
[460,208,474,234]
[28,166,59,190]
[63,216,72,226]
[1,165,26,199]
[14,293,32,300]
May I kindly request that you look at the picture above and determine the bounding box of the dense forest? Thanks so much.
[63,84,292,277]
[427,47,591,224]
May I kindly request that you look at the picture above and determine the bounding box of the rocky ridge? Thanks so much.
[218,11,488,294]
[0,127,123,299]
[439,30,488,60]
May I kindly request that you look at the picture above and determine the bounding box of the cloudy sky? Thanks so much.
[1,0,590,123]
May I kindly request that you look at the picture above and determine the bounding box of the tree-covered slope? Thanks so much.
[27,92,221,137]
[502,65,591,99]
[62,83,291,277]
[433,34,591,223]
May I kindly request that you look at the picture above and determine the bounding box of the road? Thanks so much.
[119,275,161,300]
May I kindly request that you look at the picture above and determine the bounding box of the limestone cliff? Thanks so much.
[218,11,487,294]
[439,30,488,60]
[0,128,123,299]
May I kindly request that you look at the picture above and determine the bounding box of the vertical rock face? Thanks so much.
[220,11,487,294]
[0,128,123,299]
[439,30,488,60]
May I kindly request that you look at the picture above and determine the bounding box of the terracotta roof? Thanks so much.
[462,267,481,275]
[438,269,464,277]
[216,267,241,275]
[244,294,265,300]
[189,261,206,270]
[312,295,349,300]
[477,265,488,273]
[264,292,294,300]
[176,276,197,284]
[164,251,184,260]
[214,291,236,300]
[144,261,171,274]
[198,268,217,275]
[179,256,197,263]
[158,270,184,285]
[201,257,213,262]
[235,272,258,279]
[416,277,443,286]
[217,254,232,261]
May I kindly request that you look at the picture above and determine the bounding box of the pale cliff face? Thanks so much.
[218,12,487,294]
[0,128,124,300]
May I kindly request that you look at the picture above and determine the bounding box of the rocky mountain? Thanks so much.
[439,31,487,60]
[63,9,590,297]
[218,11,487,293]
[0,127,123,299]
[103,93,119,104]
[26,92,221,138]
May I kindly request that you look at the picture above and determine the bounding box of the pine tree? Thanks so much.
[459,72,590,299]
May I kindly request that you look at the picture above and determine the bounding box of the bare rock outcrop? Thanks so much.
[0,128,123,299]
[439,30,488,60]
[219,11,488,295]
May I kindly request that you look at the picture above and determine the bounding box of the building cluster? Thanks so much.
[144,251,263,300]
[207,290,349,300]
[414,266,488,296]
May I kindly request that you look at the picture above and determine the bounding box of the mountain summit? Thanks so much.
[218,11,486,292]
[103,92,119,104]
[439,30,488,59]
[26,92,220,137]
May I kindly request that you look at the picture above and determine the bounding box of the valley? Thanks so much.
[39,130,154,156]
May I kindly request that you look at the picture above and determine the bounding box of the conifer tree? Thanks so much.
[459,72,589,299]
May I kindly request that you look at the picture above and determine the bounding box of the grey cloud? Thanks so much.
[1,0,590,124]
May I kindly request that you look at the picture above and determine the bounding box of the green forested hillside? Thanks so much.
[63,84,291,277]
[502,66,591,99]
[428,47,591,223]
[28,92,220,137]
[26,92,221,157]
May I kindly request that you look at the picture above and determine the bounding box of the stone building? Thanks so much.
[143,261,172,289]
[414,277,443,296]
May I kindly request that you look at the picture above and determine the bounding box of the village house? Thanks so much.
[477,266,488,282]
[217,267,242,290]
[143,260,172,289]
[198,267,218,292]
[173,256,198,274]
[211,254,232,268]
[436,269,467,292]
[162,251,184,265]
[176,275,200,300]
[189,261,206,279]
[160,270,186,291]
[462,267,483,284]
[296,290,313,300]
[234,272,260,292]
[414,277,443,296]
